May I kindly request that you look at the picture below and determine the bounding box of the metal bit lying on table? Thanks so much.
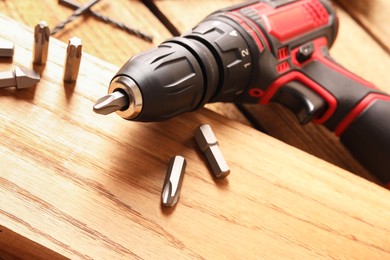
[194,124,230,178]
[0,66,40,90]
[59,0,153,42]
[63,37,82,82]
[33,21,50,65]
[51,0,101,35]
[0,39,14,58]
[161,155,186,207]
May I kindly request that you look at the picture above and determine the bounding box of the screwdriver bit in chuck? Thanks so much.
[0,67,40,90]
[93,91,128,115]
[63,37,82,82]
[33,21,50,65]
[93,76,142,118]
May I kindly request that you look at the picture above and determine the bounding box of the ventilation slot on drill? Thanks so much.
[277,47,289,60]
[276,61,290,74]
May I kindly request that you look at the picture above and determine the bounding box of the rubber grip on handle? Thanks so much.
[292,38,390,184]
[340,97,390,184]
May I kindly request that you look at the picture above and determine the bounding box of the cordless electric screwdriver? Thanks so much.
[93,0,390,185]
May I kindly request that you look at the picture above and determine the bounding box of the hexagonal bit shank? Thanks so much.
[194,124,230,178]
[0,67,40,90]
[63,37,82,82]
[33,21,50,65]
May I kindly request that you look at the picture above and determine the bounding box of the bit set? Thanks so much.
[161,124,230,208]
[0,21,82,90]
[1,0,152,90]
[0,2,88,89]
[0,38,40,90]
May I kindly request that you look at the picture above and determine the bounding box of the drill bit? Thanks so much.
[93,91,128,115]
[59,0,153,42]
[194,124,230,178]
[33,21,50,65]
[161,156,186,207]
[0,39,14,58]
[0,66,40,90]
[63,37,82,82]
[51,0,101,35]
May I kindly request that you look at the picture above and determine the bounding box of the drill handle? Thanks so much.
[339,96,390,186]
[269,37,390,184]
[311,42,390,185]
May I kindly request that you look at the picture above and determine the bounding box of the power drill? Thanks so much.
[93,0,390,185]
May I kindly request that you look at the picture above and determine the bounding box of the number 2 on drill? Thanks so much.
[241,48,251,68]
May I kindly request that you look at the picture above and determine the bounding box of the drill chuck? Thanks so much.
[108,76,142,119]
[107,37,220,121]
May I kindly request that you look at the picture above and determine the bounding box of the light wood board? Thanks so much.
[0,13,390,259]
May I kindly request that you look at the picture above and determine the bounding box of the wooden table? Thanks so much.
[0,0,389,258]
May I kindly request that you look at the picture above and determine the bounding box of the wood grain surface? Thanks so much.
[336,0,390,52]
[0,0,390,259]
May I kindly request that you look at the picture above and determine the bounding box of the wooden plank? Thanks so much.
[1,14,390,259]
[153,1,390,182]
[0,226,66,259]
[335,0,390,52]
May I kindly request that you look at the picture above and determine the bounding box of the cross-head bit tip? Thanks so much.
[67,37,82,58]
[34,20,50,43]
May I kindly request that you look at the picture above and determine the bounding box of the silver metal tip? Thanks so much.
[93,91,128,115]
[161,156,186,207]
[194,124,230,178]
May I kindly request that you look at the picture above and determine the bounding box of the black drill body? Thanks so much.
[115,0,338,122]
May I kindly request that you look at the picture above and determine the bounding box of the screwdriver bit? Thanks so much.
[59,0,153,42]
[33,21,50,65]
[0,39,14,58]
[0,66,40,90]
[93,91,128,115]
[194,124,230,178]
[63,37,82,82]
[161,156,186,207]
[93,76,143,118]
[51,0,101,35]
